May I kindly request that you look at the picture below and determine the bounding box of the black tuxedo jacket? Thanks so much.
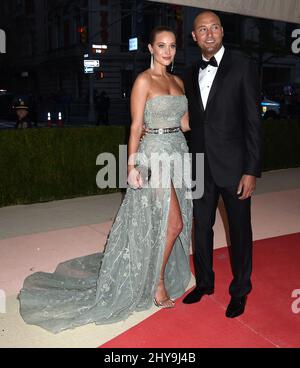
[184,49,262,187]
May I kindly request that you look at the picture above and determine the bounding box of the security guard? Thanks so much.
[14,99,32,129]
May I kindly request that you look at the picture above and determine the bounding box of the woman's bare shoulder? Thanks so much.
[173,74,185,91]
[135,70,152,86]
[131,71,152,101]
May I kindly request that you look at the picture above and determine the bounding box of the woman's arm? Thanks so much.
[127,73,149,187]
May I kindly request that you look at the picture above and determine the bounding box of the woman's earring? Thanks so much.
[171,60,174,72]
[151,54,154,70]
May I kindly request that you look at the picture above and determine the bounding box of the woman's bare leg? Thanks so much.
[155,184,183,307]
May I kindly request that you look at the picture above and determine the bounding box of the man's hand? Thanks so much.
[237,175,257,200]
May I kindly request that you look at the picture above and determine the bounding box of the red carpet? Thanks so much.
[100,233,300,348]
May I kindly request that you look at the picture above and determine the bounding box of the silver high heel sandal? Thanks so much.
[154,277,175,308]
[153,298,175,309]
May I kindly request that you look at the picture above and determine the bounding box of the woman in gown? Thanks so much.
[18,26,193,334]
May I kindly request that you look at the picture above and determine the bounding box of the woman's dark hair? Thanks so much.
[149,26,176,45]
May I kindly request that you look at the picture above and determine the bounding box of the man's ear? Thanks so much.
[191,31,197,42]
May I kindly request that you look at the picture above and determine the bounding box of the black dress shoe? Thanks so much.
[226,296,247,318]
[182,287,214,304]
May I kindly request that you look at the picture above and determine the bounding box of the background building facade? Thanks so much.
[1,0,300,124]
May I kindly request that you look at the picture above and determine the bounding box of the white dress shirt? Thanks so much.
[199,46,225,110]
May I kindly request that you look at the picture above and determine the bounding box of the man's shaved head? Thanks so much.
[193,10,222,30]
[192,10,224,59]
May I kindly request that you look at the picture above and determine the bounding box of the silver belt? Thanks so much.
[146,127,181,135]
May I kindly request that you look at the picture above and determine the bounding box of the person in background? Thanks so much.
[14,99,32,129]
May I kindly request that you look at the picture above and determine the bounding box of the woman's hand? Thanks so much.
[127,167,144,189]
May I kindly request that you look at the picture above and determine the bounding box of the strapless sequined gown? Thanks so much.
[19,95,193,333]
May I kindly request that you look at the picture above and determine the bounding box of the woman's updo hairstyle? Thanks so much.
[149,26,176,46]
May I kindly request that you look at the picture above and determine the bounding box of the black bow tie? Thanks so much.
[200,56,218,69]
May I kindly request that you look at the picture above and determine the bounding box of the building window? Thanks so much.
[263,66,291,86]
[64,20,70,48]
[48,25,53,51]
[221,13,241,46]
[100,11,109,44]
[25,0,35,15]
[121,1,132,50]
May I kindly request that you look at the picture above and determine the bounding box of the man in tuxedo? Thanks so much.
[183,11,262,318]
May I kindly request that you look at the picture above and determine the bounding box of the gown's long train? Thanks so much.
[19,95,193,333]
